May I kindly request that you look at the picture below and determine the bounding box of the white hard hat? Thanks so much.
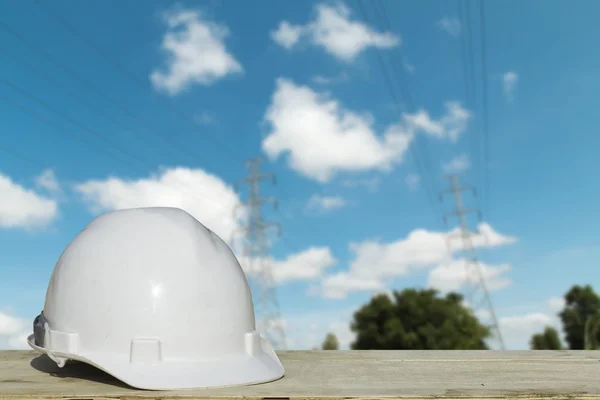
[27,207,285,390]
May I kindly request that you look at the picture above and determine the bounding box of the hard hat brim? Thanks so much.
[27,334,285,390]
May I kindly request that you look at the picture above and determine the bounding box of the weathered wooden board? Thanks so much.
[1,350,599,400]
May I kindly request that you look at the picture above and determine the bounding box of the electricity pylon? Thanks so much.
[236,157,286,349]
[440,174,505,350]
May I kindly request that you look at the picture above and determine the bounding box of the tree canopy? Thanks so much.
[559,284,600,349]
[322,333,339,350]
[529,284,600,350]
[529,326,562,350]
[350,288,491,350]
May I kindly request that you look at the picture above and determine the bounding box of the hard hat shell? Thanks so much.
[27,207,285,390]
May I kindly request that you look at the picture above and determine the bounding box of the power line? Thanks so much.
[355,0,441,227]
[457,0,480,189]
[0,47,187,163]
[0,80,253,218]
[0,78,151,168]
[0,21,223,170]
[34,1,245,163]
[235,157,286,350]
[0,144,49,170]
[372,0,439,194]
[478,0,491,221]
[440,174,504,349]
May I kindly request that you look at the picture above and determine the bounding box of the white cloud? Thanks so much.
[405,173,420,191]
[439,102,471,141]
[282,306,355,349]
[499,313,555,350]
[438,16,461,36]
[241,246,337,285]
[270,21,304,49]
[0,311,23,336]
[34,169,61,195]
[306,194,346,213]
[547,296,565,313]
[340,176,381,193]
[428,259,512,293]
[262,78,471,182]
[0,311,29,350]
[271,3,400,62]
[74,167,242,242]
[503,71,519,102]
[442,154,471,174]
[150,8,243,95]
[0,172,58,229]
[311,71,349,85]
[317,223,516,299]
[319,273,383,299]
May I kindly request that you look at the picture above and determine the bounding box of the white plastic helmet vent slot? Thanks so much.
[28,207,285,390]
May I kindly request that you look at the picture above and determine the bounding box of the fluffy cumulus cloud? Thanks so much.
[74,167,242,242]
[271,3,399,62]
[317,223,516,299]
[150,8,243,95]
[0,171,58,229]
[503,71,519,102]
[34,169,61,195]
[437,16,461,36]
[428,259,512,293]
[306,194,346,213]
[281,306,355,349]
[547,296,565,313]
[311,71,349,85]
[263,78,471,182]
[468,294,567,349]
[499,313,556,350]
[0,310,29,350]
[442,153,471,174]
[240,246,337,284]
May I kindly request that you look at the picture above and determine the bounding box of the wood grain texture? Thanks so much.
[1,350,599,400]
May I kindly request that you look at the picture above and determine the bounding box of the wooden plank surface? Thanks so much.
[1,350,599,400]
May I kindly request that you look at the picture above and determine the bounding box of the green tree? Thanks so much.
[350,289,491,350]
[559,285,600,349]
[321,333,339,350]
[529,326,563,350]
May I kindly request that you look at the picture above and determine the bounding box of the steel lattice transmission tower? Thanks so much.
[440,174,505,350]
[236,157,286,350]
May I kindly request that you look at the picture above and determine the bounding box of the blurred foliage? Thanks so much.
[530,284,599,350]
[322,332,339,350]
[530,326,562,350]
[349,288,491,350]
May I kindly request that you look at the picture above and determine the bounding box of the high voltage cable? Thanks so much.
[0,21,223,171]
[0,80,250,217]
[34,1,245,163]
[0,79,151,168]
[0,22,305,257]
[372,0,440,215]
[478,0,491,221]
[457,0,479,187]
[355,0,441,227]
[0,144,49,170]
[3,16,310,208]
[0,46,187,164]
[0,15,328,259]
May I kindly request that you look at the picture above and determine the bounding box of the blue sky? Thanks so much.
[1,0,599,351]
